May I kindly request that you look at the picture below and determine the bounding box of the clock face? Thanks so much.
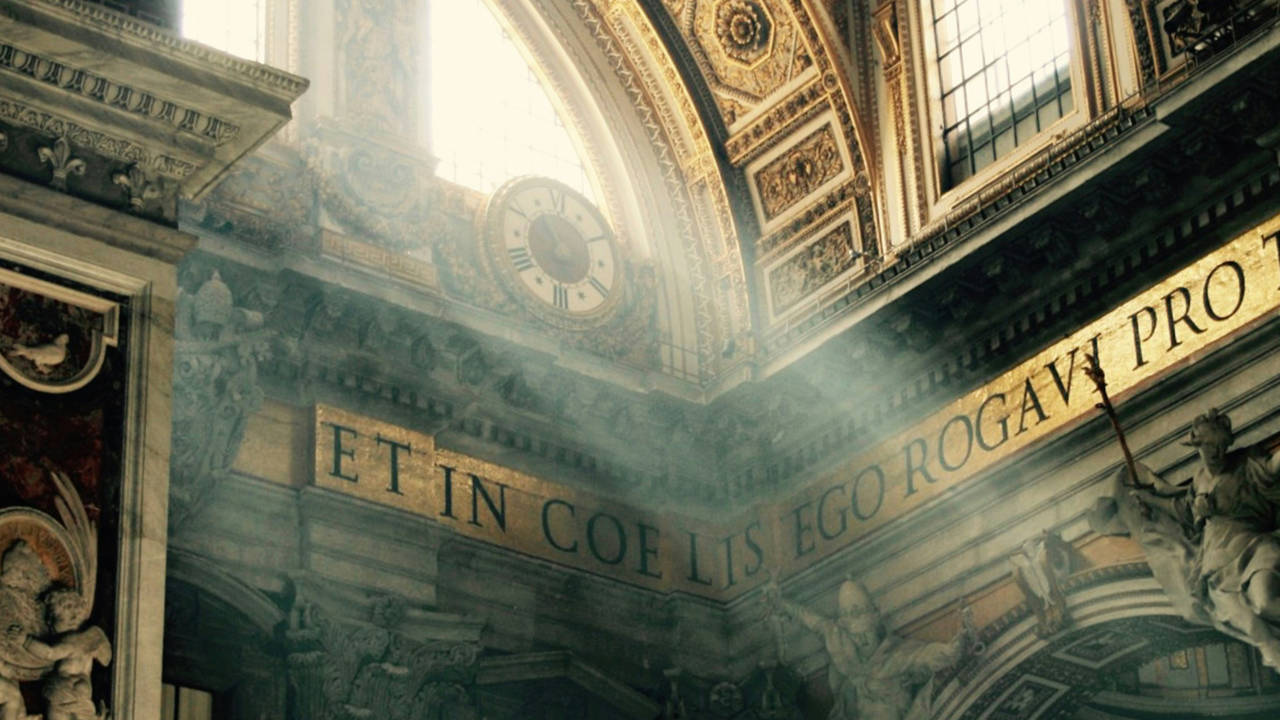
[485,178,622,324]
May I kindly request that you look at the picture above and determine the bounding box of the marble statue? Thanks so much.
[26,590,111,720]
[763,578,974,720]
[0,469,109,719]
[1009,531,1072,636]
[1091,408,1280,668]
[0,540,52,720]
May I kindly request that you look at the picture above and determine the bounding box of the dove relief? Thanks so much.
[0,271,120,395]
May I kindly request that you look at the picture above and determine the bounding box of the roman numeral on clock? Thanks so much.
[588,275,609,298]
[508,246,535,272]
[553,284,569,310]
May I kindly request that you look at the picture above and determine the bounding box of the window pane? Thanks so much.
[429,0,595,201]
[931,0,1073,187]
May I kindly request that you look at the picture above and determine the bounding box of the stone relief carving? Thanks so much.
[715,0,774,65]
[0,272,120,395]
[1009,531,1073,636]
[336,0,419,137]
[767,222,861,315]
[0,40,240,146]
[1091,407,1280,669]
[170,268,276,530]
[301,124,442,252]
[284,592,481,719]
[111,163,164,214]
[755,125,843,221]
[0,469,110,720]
[763,578,975,720]
[37,137,85,193]
[0,97,195,181]
[185,152,314,250]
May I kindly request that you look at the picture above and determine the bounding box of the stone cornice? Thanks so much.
[0,171,194,264]
[0,0,308,209]
[12,0,308,101]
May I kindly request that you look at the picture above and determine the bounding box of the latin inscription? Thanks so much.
[314,215,1280,601]
[314,405,758,595]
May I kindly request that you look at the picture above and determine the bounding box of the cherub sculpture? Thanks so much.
[0,469,105,719]
[763,578,974,720]
[25,589,111,720]
[0,540,52,720]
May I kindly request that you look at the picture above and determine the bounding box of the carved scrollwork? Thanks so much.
[302,121,442,253]
[766,221,862,316]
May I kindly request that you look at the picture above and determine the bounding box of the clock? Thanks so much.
[482,177,623,327]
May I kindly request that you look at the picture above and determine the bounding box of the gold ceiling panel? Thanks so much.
[661,0,817,130]
[571,0,882,371]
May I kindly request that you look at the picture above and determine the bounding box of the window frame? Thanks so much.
[914,0,1092,213]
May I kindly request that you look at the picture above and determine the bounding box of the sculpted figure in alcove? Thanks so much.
[1092,408,1280,668]
[763,578,974,720]
[0,470,110,720]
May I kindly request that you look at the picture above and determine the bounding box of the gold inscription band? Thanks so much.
[314,212,1280,600]
[769,212,1280,580]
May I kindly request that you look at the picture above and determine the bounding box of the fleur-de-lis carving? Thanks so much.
[37,137,86,191]
[112,163,162,212]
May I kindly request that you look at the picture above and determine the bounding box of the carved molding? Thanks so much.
[19,0,308,98]
[0,39,241,145]
[725,78,827,164]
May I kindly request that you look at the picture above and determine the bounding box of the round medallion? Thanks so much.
[483,177,623,327]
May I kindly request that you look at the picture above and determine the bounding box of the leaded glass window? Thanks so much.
[930,0,1074,187]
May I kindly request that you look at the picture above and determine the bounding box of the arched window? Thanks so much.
[427,0,596,201]
[925,0,1076,188]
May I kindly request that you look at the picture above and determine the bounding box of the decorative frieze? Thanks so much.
[724,78,826,164]
[0,40,241,145]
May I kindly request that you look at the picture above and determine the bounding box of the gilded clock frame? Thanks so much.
[481,176,628,331]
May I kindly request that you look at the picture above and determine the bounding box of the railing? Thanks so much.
[1165,0,1280,70]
